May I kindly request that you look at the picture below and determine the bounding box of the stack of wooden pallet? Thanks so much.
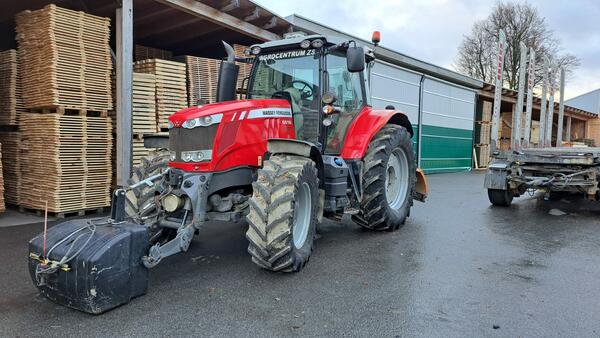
[134,59,187,130]
[185,56,220,105]
[20,113,113,214]
[0,132,21,205]
[15,4,112,112]
[0,144,5,212]
[185,44,251,105]
[0,50,26,125]
[135,45,174,62]
[132,72,157,134]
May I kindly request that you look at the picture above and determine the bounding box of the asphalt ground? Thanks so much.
[1,171,600,337]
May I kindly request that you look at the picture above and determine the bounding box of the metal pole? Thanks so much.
[556,67,566,146]
[538,58,549,147]
[512,42,528,151]
[523,47,535,148]
[116,0,133,186]
[566,116,572,142]
[546,66,555,147]
[491,30,507,152]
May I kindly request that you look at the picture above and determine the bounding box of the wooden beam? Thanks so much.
[153,0,280,41]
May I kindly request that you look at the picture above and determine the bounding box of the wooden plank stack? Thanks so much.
[134,59,187,129]
[19,113,113,213]
[132,72,157,134]
[0,132,21,205]
[15,4,112,112]
[0,50,26,125]
[185,56,219,105]
[135,45,174,62]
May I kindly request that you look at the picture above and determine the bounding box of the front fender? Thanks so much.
[340,107,413,160]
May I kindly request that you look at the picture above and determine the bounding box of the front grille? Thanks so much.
[169,125,218,161]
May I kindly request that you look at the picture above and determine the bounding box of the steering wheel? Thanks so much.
[291,80,314,99]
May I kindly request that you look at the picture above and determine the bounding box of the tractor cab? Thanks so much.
[244,34,374,154]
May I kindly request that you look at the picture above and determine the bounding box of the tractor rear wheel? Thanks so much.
[353,124,416,231]
[125,150,170,226]
[246,154,319,272]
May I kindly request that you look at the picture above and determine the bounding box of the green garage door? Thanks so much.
[420,78,475,173]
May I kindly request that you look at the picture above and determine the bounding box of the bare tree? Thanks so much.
[455,1,579,90]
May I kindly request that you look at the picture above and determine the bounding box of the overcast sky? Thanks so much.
[254,0,600,99]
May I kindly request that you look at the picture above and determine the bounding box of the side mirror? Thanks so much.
[346,46,365,73]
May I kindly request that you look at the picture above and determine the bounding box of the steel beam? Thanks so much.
[556,68,566,146]
[511,42,528,151]
[153,0,280,41]
[116,1,133,186]
[538,58,549,147]
[491,30,507,152]
[523,47,535,148]
[546,66,556,147]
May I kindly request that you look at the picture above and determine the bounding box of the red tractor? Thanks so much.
[28,33,428,313]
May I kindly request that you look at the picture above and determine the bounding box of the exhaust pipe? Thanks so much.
[216,41,240,102]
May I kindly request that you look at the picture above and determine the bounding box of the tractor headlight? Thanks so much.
[300,39,311,49]
[169,151,176,161]
[181,150,212,163]
[311,39,324,48]
[250,46,261,55]
[167,120,174,129]
[182,113,223,129]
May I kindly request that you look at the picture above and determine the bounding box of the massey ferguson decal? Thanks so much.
[247,108,293,119]
[258,49,316,61]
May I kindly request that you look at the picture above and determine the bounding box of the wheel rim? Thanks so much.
[293,182,311,249]
[385,149,409,210]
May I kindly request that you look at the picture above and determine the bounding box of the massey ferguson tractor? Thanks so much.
[28,33,428,313]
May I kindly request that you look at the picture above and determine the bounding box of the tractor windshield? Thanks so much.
[248,50,321,143]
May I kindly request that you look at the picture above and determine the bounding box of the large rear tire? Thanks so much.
[125,150,170,226]
[488,189,513,206]
[246,154,319,272]
[353,124,416,231]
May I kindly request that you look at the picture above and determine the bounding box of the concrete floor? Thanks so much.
[1,171,600,337]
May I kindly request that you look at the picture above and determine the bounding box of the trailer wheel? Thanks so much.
[246,154,319,272]
[353,124,416,231]
[125,150,170,226]
[488,189,513,206]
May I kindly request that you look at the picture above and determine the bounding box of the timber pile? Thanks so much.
[20,113,112,213]
[15,4,112,112]
[135,45,174,62]
[132,72,157,133]
[185,44,250,105]
[0,144,5,212]
[0,50,26,125]
[185,56,219,105]
[134,59,187,129]
[0,132,21,205]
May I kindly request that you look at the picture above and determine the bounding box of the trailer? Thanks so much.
[484,33,597,206]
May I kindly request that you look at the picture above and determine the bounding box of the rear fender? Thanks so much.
[415,168,428,202]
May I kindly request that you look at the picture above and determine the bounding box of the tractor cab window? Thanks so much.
[248,51,320,143]
[325,52,366,154]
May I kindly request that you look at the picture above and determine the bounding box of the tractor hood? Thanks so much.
[168,99,291,128]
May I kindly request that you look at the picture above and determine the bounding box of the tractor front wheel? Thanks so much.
[246,154,319,272]
[353,124,416,231]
